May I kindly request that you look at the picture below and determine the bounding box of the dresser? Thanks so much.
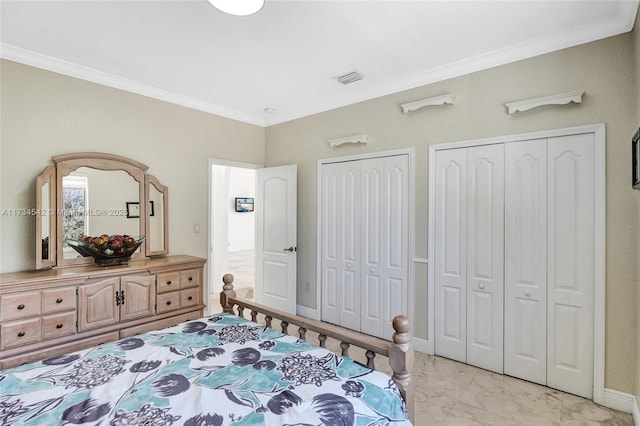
[0,255,206,369]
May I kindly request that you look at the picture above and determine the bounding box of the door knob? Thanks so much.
[283,246,296,252]
[346,264,351,269]
[524,290,532,297]
[370,268,375,273]
[479,283,485,290]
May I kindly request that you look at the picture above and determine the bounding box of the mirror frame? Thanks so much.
[35,165,57,269]
[34,152,169,269]
[145,174,169,256]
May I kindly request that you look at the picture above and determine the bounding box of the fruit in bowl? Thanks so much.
[67,235,145,266]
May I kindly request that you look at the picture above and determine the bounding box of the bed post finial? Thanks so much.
[220,273,236,314]
[390,315,414,422]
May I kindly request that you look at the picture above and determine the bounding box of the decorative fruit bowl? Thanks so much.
[66,235,145,266]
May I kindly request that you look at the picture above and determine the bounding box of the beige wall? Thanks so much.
[633,6,640,415]
[266,33,639,394]
[0,60,266,273]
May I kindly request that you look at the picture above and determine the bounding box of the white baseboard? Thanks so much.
[602,388,637,419]
[296,305,318,320]
[411,337,430,354]
[632,394,640,426]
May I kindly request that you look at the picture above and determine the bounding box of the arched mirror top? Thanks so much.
[35,152,169,269]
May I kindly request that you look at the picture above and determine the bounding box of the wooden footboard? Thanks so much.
[220,273,414,422]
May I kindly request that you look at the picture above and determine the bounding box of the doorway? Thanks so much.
[209,160,259,309]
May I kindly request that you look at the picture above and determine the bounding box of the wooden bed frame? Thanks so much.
[219,273,415,422]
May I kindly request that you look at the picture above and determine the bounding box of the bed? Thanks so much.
[0,274,414,425]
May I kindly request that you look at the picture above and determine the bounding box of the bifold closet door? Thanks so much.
[434,144,504,371]
[546,133,595,399]
[360,155,409,340]
[465,144,504,373]
[321,155,409,340]
[434,148,468,363]
[504,139,548,385]
[321,161,362,331]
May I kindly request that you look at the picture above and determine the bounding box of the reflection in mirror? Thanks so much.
[62,167,140,260]
[36,165,56,269]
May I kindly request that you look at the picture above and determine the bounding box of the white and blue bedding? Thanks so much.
[0,313,411,425]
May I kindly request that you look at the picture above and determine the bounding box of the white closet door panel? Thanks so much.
[382,155,409,340]
[321,163,341,324]
[466,144,504,373]
[361,158,384,337]
[434,148,467,362]
[339,161,361,330]
[547,133,595,399]
[504,139,547,384]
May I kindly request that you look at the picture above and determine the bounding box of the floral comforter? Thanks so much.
[0,313,411,425]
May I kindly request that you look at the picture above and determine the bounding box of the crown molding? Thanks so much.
[0,43,267,127]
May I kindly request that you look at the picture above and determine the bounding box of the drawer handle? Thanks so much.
[166,301,172,305]
[17,304,25,310]
[188,277,193,281]
[17,331,25,337]
[56,298,63,304]
[56,324,63,329]
[188,296,193,301]
[166,280,172,285]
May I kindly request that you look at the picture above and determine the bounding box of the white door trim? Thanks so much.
[317,148,415,331]
[427,123,606,403]
[208,158,262,314]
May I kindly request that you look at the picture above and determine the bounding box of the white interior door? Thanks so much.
[504,139,548,385]
[547,133,595,399]
[434,148,468,363]
[255,164,297,314]
[465,144,504,373]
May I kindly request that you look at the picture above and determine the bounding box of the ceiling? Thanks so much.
[1,1,638,127]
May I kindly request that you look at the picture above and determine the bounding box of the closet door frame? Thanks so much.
[427,123,605,403]
[317,148,415,336]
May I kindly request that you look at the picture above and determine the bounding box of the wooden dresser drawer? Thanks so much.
[43,312,76,340]
[42,287,76,314]
[180,269,200,289]
[156,292,180,314]
[0,291,41,321]
[1,318,42,349]
[157,272,179,294]
[180,287,199,308]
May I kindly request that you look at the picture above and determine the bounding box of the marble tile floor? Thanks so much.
[261,318,634,426]
[226,249,633,425]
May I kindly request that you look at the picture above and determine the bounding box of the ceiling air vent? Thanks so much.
[334,70,364,85]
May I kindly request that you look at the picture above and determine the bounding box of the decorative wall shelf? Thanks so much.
[328,134,369,148]
[400,93,454,113]
[505,90,584,114]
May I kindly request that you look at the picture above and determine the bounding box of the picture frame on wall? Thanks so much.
[633,127,640,190]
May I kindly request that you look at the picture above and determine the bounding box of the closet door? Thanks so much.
[382,155,409,340]
[320,161,361,330]
[434,148,468,362]
[359,155,409,340]
[547,133,595,399]
[465,144,504,373]
[504,139,547,384]
[360,158,385,337]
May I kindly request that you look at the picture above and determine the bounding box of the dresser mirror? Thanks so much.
[145,174,169,256]
[35,152,169,269]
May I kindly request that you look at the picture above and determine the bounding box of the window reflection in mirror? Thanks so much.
[62,167,140,259]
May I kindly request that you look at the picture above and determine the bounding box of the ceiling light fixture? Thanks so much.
[208,0,265,16]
